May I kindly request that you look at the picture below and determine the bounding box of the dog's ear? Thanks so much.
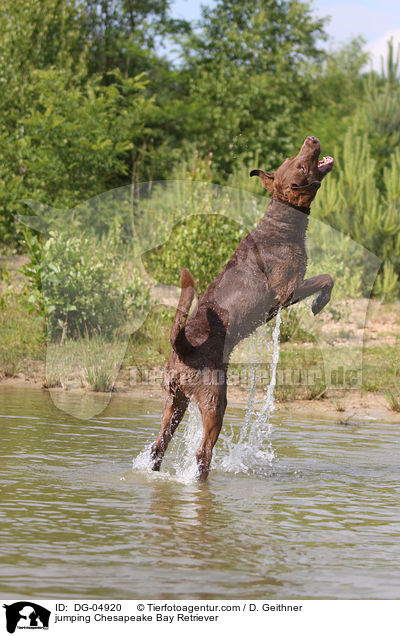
[250,169,274,193]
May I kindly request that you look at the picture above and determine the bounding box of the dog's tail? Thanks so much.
[170,267,195,358]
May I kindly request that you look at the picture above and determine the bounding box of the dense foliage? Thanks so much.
[20,224,150,340]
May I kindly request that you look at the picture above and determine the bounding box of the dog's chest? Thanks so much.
[261,241,306,292]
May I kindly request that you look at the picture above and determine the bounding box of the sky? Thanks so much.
[170,0,400,70]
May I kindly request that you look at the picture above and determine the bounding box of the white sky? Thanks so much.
[171,0,400,70]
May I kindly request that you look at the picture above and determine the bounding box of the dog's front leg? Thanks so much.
[150,390,189,471]
[285,274,334,315]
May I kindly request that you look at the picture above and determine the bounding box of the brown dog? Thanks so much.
[151,136,334,480]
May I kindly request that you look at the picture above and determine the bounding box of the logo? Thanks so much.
[2,603,51,634]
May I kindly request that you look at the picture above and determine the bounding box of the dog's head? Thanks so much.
[250,136,334,210]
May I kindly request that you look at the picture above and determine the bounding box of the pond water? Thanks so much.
[1,386,399,600]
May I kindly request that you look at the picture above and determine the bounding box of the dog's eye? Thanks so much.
[299,166,306,174]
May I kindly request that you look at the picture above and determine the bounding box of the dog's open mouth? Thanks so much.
[318,156,334,174]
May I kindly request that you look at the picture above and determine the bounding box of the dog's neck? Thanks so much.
[263,198,309,240]
[272,196,311,215]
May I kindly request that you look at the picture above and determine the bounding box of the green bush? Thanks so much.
[20,227,151,341]
[144,213,246,295]
[139,155,253,294]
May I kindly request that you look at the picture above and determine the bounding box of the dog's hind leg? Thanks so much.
[196,386,227,481]
[150,387,189,471]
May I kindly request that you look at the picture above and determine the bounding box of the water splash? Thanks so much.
[132,308,282,481]
[131,443,154,473]
[132,403,203,484]
[214,308,282,475]
[167,402,203,482]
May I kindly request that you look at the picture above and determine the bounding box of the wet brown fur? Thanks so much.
[150,136,334,480]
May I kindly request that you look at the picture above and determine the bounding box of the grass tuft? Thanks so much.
[386,388,400,412]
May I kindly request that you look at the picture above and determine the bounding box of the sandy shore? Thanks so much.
[1,373,399,423]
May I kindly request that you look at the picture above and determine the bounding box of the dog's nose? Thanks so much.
[307,135,319,144]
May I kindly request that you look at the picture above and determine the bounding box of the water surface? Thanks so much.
[1,386,399,599]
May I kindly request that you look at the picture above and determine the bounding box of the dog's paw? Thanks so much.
[312,289,330,315]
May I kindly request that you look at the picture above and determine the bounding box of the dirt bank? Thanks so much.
[1,373,399,423]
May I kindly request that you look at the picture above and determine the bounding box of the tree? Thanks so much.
[179,0,327,174]
[356,39,400,179]
[297,37,368,156]
[0,0,189,244]
[83,0,190,78]
[0,0,89,243]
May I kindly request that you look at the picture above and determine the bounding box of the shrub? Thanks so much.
[140,154,258,294]
[20,227,151,341]
[312,129,400,299]
[144,213,246,295]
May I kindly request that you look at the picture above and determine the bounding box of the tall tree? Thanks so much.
[0,0,174,244]
[83,0,190,78]
[80,1,192,183]
[180,0,327,174]
[297,37,369,155]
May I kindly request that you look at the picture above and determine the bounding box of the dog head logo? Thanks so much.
[3,602,51,633]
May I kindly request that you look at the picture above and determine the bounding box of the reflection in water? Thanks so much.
[144,479,216,563]
[49,388,112,421]
[1,386,400,600]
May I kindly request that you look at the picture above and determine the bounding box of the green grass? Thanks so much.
[42,307,174,392]
[360,345,400,393]
[386,389,400,412]
[125,305,175,371]
[0,293,45,376]
[229,341,400,401]
[45,334,128,392]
